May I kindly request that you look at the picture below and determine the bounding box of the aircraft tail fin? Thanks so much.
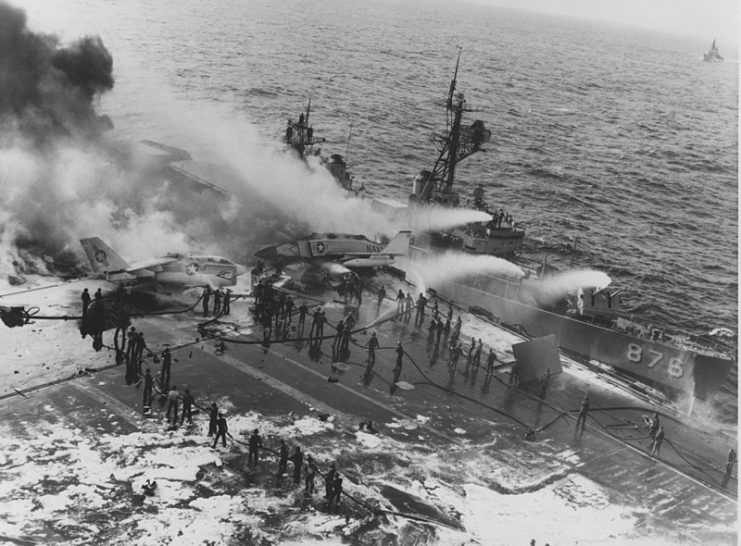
[380,230,412,256]
[80,238,129,273]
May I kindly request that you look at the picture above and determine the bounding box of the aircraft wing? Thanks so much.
[122,257,179,274]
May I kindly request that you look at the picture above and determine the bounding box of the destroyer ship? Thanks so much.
[401,48,525,257]
[370,51,736,414]
[284,99,360,195]
[703,39,724,62]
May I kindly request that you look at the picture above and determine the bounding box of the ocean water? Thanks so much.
[19,0,739,337]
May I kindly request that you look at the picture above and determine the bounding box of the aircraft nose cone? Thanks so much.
[236,264,247,277]
[254,245,278,260]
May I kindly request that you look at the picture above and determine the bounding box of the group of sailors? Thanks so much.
[79,275,737,511]
[460,206,516,238]
[80,286,121,349]
[141,376,349,512]
[253,278,304,331]
[388,288,431,326]
[201,286,232,317]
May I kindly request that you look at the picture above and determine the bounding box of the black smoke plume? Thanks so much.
[0,0,114,146]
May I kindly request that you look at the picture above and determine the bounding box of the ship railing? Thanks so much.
[613,316,736,358]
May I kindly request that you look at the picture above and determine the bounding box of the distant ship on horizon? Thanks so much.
[703,39,723,62]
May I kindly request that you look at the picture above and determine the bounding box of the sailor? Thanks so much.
[453,316,462,338]
[142,478,158,497]
[355,278,363,305]
[212,412,228,449]
[360,420,378,434]
[648,412,661,439]
[333,320,345,355]
[395,341,404,374]
[471,342,482,379]
[297,303,308,331]
[575,394,590,434]
[290,446,304,485]
[316,310,326,341]
[395,289,405,318]
[213,288,222,314]
[366,332,379,367]
[254,280,264,306]
[539,368,552,400]
[650,426,665,457]
[465,341,475,376]
[376,286,386,315]
[447,304,453,323]
[92,295,105,349]
[390,341,404,390]
[277,439,289,480]
[248,429,263,467]
[180,388,194,425]
[329,474,343,512]
[304,455,317,495]
[124,325,135,356]
[202,287,211,317]
[339,327,351,358]
[474,339,483,368]
[510,361,520,386]
[298,113,304,126]
[427,318,437,352]
[345,312,355,332]
[135,332,147,373]
[223,289,231,315]
[274,295,284,329]
[284,296,294,323]
[415,293,428,327]
[324,462,337,499]
[81,288,91,318]
[436,318,445,347]
[722,448,736,488]
[262,319,272,349]
[142,368,153,413]
[309,308,321,340]
[161,348,172,392]
[114,283,126,310]
[404,293,413,323]
[449,343,464,372]
[126,326,137,365]
[285,120,293,142]
[449,330,459,352]
[166,385,180,425]
[485,348,497,375]
[208,402,218,436]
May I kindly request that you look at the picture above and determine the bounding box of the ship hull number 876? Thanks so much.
[626,343,685,378]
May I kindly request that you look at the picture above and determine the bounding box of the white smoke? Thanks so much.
[409,207,492,232]
[154,105,396,237]
[148,98,500,242]
[532,269,612,305]
[407,251,524,295]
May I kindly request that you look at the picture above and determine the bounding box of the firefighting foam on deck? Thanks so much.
[0,2,736,545]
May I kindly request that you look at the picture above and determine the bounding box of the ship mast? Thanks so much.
[445,47,463,193]
[425,47,491,202]
[285,97,325,158]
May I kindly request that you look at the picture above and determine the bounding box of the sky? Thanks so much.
[465,0,739,49]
